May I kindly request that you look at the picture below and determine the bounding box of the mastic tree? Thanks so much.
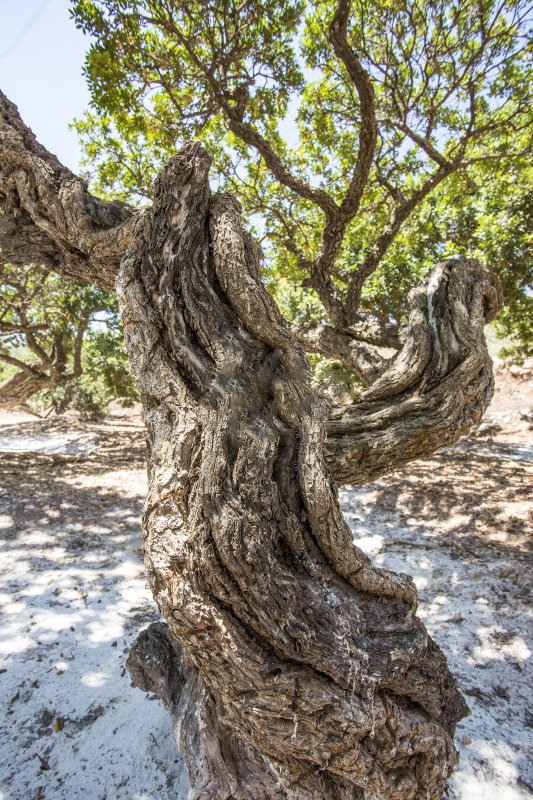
[0,263,105,411]
[0,263,137,413]
[0,0,529,797]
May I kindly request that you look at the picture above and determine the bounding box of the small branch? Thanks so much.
[25,330,51,365]
[395,122,450,168]
[148,10,338,217]
[302,0,379,327]
[228,119,338,217]
[346,160,456,311]
[72,312,91,377]
[0,352,44,377]
[291,322,392,386]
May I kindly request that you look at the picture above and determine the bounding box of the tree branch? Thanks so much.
[326,257,503,485]
[228,119,339,217]
[292,322,392,385]
[0,352,44,377]
[71,312,90,377]
[0,91,135,290]
[143,8,339,218]
[346,160,457,311]
[329,0,378,221]
[25,329,51,365]
[301,0,379,328]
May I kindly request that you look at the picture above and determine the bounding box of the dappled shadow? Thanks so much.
[0,413,146,475]
[338,437,533,798]
[361,438,532,561]
[1,411,531,798]
[0,422,190,800]
[0,490,189,800]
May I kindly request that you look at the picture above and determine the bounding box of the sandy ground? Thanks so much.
[0,371,531,800]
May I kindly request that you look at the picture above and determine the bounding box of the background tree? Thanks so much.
[0,263,137,413]
[0,0,524,797]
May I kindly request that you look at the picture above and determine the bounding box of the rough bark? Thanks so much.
[326,258,502,486]
[0,92,504,798]
[290,323,393,386]
[0,90,134,290]
[117,143,501,800]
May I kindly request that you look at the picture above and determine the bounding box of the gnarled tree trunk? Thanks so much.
[0,91,503,800]
[121,145,499,800]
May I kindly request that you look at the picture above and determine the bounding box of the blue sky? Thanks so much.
[0,0,91,171]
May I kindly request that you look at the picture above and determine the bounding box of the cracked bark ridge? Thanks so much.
[119,143,503,800]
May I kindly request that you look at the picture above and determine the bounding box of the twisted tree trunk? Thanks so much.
[121,145,500,800]
[0,92,503,799]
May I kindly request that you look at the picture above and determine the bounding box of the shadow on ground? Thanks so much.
[0,409,531,800]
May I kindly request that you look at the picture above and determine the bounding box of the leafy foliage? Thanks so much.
[70,0,533,362]
[45,324,139,415]
[0,264,137,413]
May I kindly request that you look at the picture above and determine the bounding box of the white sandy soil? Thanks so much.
[0,372,531,800]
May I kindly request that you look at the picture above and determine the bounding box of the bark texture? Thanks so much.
[0,90,134,290]
[119,143,500,800]
[0,92,504,799]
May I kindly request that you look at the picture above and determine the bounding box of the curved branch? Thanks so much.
[291,322,392,385]
[329,0,378,221]
[0,352,44,377]
[0,91,135,289]
[326,257,503,485]
[228,119,338,217]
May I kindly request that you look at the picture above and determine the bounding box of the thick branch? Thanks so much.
[344,315,404,349]
[329,0,378,221]
[0,210,64,270]
[0,360,51,409]
[0,91,135,289]
[300,0,379,328]
[326,257,503,485]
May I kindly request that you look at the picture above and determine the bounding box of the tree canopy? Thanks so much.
[71,0,533,370]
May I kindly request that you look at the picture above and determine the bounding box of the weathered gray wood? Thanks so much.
[0,90,134,290]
